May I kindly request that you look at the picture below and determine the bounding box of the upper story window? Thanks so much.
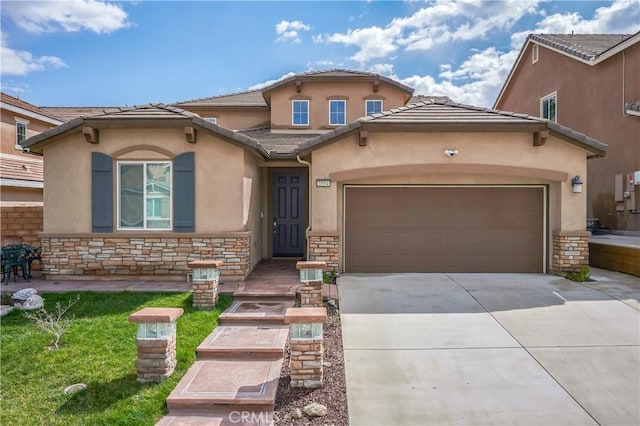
[292,100,309,126]
[118,161,172,230]
[366,100,383,116]
[329,100,346,126]
[15,118,28,150]
[540,92,557,122]
[204,117,217,124]
[532,44,539,64]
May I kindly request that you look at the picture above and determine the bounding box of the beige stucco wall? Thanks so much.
[244,151,263,267]
[1,109,55,155]
[179,107,270,131]
[269,82,408,130]
[43,127,251,233]
[309,131,589,235]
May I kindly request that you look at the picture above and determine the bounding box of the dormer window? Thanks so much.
[366,100,383,116]
[292,100,309,126]
[329,100,346,126]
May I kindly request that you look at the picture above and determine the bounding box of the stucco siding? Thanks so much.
[269,81,408,129]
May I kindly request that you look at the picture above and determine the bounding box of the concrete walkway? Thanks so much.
[339,269,639,426]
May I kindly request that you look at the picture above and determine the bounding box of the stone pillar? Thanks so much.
[188,259,223,309]
[284,307,328,388]
[296,261,326,308]
[128,307,184,383]
[552,231,591,273]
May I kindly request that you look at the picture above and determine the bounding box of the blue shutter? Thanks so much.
[173,152,195,232]
[91,152,113,232]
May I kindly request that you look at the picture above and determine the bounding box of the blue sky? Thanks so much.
[1,0,638,108]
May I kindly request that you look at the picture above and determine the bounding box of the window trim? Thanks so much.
[365,99,384,116]
[117,161,173,231]
[15,117,29,150]
[540,92,557,122]
[329,99,346,126]
[532,44,539,64]
[292,100,310,126]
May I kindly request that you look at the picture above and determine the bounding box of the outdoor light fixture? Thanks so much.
[572,176,583,193]
[444,149,459,157]
[136,321,176,339]
[191,266,220,282]
[299,267,323,283]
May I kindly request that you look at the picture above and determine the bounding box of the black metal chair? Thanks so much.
[1,245,30,284]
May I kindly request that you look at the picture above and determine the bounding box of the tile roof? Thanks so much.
[530,33,634,61]
[298,100,607,157]
[261,69,414,95]
[0,153,43,183]
[173,90,267,107]
[85,103,199,119]
[237,127,321,155]
[1,92,64,122]
[40,106,121,121]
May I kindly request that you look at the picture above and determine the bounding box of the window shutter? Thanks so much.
[173,152,195,232]
[91,152,113,232]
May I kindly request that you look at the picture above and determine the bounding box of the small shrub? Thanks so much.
[23,294,80,349]
[323,271,337,284]
[1,292,12,305]
[565,266,592,282]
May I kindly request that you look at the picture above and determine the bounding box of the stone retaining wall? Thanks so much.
[589,242,640,277]
[39,234,251,280]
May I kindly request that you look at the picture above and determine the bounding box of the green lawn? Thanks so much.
[0,291,231,426]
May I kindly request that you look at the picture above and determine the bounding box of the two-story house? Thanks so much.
[0,93,63,246]
[23,69,606,280]
[494,32,640,234]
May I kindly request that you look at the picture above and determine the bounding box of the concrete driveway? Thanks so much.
[338,269,639,426]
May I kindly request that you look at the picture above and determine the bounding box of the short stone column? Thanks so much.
[552,231,590,273]
[296,261,326,307]
[128,307,184,383]
[188,259,223,309]
[284,307,328,388]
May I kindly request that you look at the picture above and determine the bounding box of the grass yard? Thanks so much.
[0,291,231,426]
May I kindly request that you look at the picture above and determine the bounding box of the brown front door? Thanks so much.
[344,186,545,273]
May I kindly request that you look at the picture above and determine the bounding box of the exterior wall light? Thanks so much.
[444,149,458,157]
[571,176,583,193]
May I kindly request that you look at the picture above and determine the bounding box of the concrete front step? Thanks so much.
[197,325,289,360]
[157,408,273,426]
[166,359,283,414]
[218,300,294,326]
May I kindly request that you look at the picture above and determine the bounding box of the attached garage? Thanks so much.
[344,186,546,273]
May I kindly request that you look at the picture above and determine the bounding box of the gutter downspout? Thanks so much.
[622,51,629,117]
[296,154,312,260]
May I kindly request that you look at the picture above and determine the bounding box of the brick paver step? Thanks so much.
[156,408,273,425]
[166,359,283,414]
[218,300,294,326]
[197,325,288,360]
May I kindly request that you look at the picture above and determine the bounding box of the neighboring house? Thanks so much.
[495,32,640,233]
[23,69,606,280]
[0,93,63,246]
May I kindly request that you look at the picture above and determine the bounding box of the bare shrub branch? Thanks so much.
[23,294,80,349]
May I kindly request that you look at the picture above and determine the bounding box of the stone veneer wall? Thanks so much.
[308,234,340,272]
[39,234,251,280]
[1,206,43,247]
[552,231,590,273]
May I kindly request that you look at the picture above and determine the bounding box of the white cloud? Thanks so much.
[275,20,311,43]
[367,63,395,75]
[400,47,518,107]
[319,0,540,63]
[248,72,297,91]
[2,0,130,34]
[0,33,67,76]
[511,0,640,48]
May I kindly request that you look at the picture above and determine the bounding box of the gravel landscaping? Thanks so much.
[274,302,348,425]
